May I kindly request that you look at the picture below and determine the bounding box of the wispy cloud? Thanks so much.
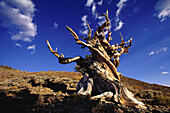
[114,0,128,31]
[154,0,170,21]
[15,43,22,47]
[149,47,168,56]
[79,15,89,35]
[84,0,99,19]
[149,51,154,56]
[0,0,37,42]
[160,67,168,75]
[156,47,168,53]
[114,21,124,31]
[27,44,35,50]
[161,72,169,75]
[98,16,106,26]
[81,15,88,28]
[116,0,128,19]
[97,0,103,6]
[85,0,94,7]
[27,44,36,54]
[79,30,89,35]
[53,22,58,29]
[92,3,96,15]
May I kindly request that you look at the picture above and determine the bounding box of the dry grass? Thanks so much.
[121,76,170,97]
[0,66,170,113]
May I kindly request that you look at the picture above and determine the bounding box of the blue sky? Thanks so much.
[0,0,170,86]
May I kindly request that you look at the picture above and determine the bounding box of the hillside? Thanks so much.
[0,66,169,113]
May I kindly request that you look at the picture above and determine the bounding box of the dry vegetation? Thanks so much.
[0,65,169,112]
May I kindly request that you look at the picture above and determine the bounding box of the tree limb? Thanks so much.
[86,22,93,38]
[46,40,60,58]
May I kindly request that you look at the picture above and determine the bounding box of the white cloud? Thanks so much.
[92,3,98,19]
[149,47,168,56]
[15,43,22,47]
[163,47,168,52]
[80,15,88,35]
[92,3,96,14]
[156,50,161,54]
[27,44,35,50]
[79,29,89,35]
[4,0,35,16]
[82,15,88,22]
[81,15,88,28]
[161,72,169,75]
[85,0,94,7]
[27,44,36,54]
[114,0,128,31]
[114,21,124,31]
[98,16,105,26]
[97,0,103,5]
[154,0,170,21]
[116,0,128,20]
[149,51,154,56]
[84,0,98,19]
[0,0,37,42]
[156,47,168,54]
[53,22,58,29]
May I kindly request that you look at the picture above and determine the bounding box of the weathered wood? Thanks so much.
[47,10,147,109]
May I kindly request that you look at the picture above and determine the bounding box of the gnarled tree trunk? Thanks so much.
[46,10,146,109]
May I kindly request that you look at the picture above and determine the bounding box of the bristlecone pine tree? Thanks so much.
[46,10,146,109]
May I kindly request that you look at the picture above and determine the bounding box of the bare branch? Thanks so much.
[119,32,123,41]
[47,40,84,64]
[66,25,92,48]
[123,38,133,53]
[107,27,112,42]
[119,33,133,47]
[86,22,93,38]
[46,40,60,58]
[66,25,79,41]
[103,9,109,22]
[96,10,111,35]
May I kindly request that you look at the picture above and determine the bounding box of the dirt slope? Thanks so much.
[0,67,169,113]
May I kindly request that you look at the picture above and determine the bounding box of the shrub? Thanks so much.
[144,91,154,99]
[152,95,168,105]
[135,92,144,98]
[164,96,170,105]
[0,65,12,70]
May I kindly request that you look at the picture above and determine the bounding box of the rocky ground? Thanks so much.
[0,68,169,113]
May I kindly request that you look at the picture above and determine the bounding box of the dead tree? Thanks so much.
[46,10,146,109]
